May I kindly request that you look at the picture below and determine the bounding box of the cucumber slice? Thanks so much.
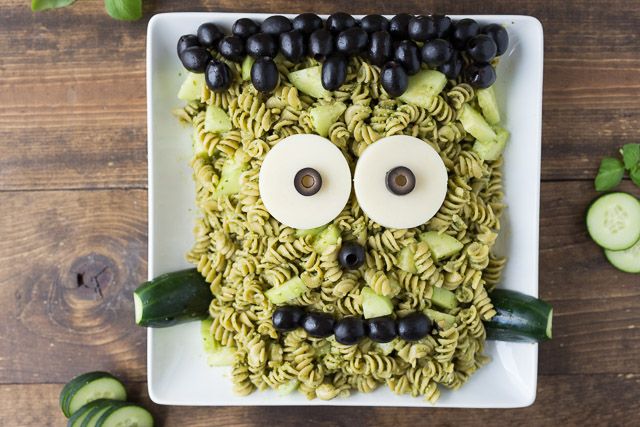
[477,86,501,125]
[312,224,341,253]
[265,276,308,304]
[310,102,347,137]
[177,72,205,101]
[605,238,640,273]
[458,103,497,144]
[397,245,417,274]
[134,269,211,327]
[95,404,154,427]
[60,372,127,418]
[420,232,463,261]
[67,399,103,427]
[80,400,125,427]
[472,126,509,161]
[431,287,458,310]
[361,287,394,319]
[204,105,231,134]
[398,70,448,107]
[288,66,330,99]
[586,192,640,250]
[241,56,254,81]
[214,151,248,197]
[485,289,553,342]
[424,308,457,329]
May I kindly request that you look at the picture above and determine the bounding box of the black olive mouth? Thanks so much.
[294,167,322,196]
[386,166,416,195]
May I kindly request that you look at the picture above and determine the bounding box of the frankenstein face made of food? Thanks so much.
[174,13,510,403]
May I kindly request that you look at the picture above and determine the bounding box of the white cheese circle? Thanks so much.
[259,134,352,230]
[354,135,448,229]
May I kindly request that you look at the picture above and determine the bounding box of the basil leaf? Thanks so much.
[32,0,76,11]
[104,0,142,21]
[631,165,640,188]
[594,157,624,191]
[622,143,640,170]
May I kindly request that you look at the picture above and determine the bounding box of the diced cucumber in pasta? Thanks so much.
[424,308,457,329]
[277,380,299,396]
[376,341,396,355]
[431,287,458,310]
[605,239,640,273]
[586,192,640,250]
[477,86,501,125]
[397,245,417,273]
[361,287,394,319]
[458,104,497,144]
[473,126,509,161]
[398,70,447,107]
[215,151,248,196]
[420,231,463,261]
[312,224,341,253]
[310,102,347,137]
[288,66,330,99]
[204,105,231,134]
[295,225,327,238]
[177,72,205,101]
[265,276,308,304]
[242,56,254,81]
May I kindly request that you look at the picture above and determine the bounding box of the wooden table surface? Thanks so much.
[1,0,639,425]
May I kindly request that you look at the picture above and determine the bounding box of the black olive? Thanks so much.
[482,24,509,56]
[466,34,497,63]
[309,29,333,60]
[394,40,421,76]
[218,36,245,62]
[397,312,432,341]
[261,15,292,35]
[302,312,335,338]
[272,306,305,332]
[433,14,453,38]
[360,14,389,33]
[408,15,437,42]
[197,23,224,49]
[321,55,348,91]
[437,53,462,79]
[421,38,453,68]
[177,34,199,56]
[389,13,413,39]
[326,12,356,34]
[366,31,392,66]
[335,27,368,56]
[294,167,322,196]
[179,46,212,73]
[251,57,279,93]
[334,316,366,345]
[232,18,260,39]
[246,33,278,59]
[464,63,496,89]
[205,59,232,92]
[367,316,398,343]
[381,61,408,97]
[386,166,416,195]
[452,18,480,49]
[279,30,306,63]
[338,242,366,270]
[293,13,324,35]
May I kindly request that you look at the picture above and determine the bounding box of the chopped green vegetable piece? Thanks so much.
[594,157,625,191]
[310,102,347,137]
[420,231,463,261]
[265,276,308,304]
[277,380,299,396]
[431,287,458,310]
[295,225,327,237]
[214,151,248,197]
[397,245,417,274]
[621,143,640,170]
[312,224,341,253]
[424,308,457,329]
[477,86,501,125]
[208,346,236,366]
[178,72,205,101]
[288,66,330,99]
[242,56,255,81]
[361,287,394,319]
[204,105,232,134]
[472,126,509,161]
[376,341,396,355]
[398,70,448,107]
[458,104,497,144]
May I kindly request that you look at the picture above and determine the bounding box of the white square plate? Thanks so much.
[147,12,543,408]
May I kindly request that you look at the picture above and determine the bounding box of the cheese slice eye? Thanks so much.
[259,134,352,230]
[353,135,448,229]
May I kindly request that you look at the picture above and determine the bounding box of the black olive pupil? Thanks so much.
[294,167,322,196]
[346,254,357,264]
[386,166,416,195]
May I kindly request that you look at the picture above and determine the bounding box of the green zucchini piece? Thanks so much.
[431,287,458,310]
[177,72,205,101]
[241,56,254,81]
[458,103,497,144]
[312,224,341,253]
[310,102,347,137]
[361,287,394,319]
[133,269,211,327]
[60,372,126,418]
[265,276,308,304]
[420,231,463,261]
[398,70,447,107]
[424,308,457,329]
[214,150,249,197]
[604,238,640,273]
[477,86,501,125]
[95,404,153,427]
[288,66,330,99]
[473,126,509,161]
[485,289,553,343]
[204,105,231,134]
[397,245,417,274]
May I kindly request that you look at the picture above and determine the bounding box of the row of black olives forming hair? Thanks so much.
[177,12,509,96]
[273,305,435,345]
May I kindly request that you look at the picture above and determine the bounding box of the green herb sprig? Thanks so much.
[31,0,142,21]
[595,144,640,191]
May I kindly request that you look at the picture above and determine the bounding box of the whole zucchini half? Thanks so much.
[485,289,553,343]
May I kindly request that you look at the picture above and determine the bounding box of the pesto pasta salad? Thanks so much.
[138,13,552,404]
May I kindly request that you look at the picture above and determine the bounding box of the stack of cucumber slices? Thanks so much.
[586,192,640,273]
[60,372,153,427]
